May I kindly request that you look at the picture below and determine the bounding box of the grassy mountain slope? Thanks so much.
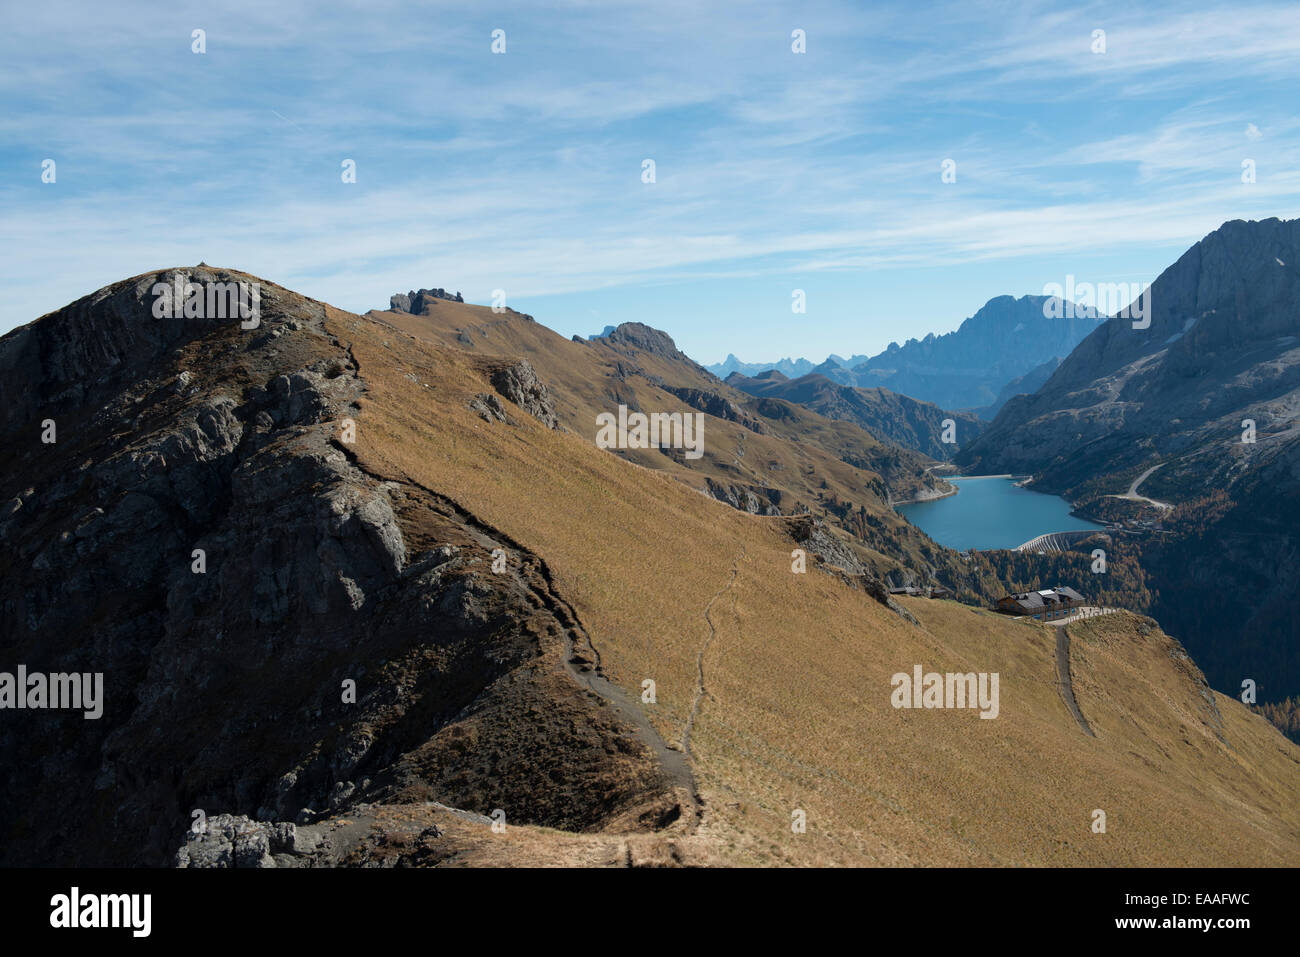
[366,300,1013,599]
[348,293,1299,865]
[2,268,1296,867]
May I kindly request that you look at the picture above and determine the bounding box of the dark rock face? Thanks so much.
[705,478,782,516]
[174,807,453,867]
[787,515,865,575]
[663,386,765,434]
[389,288,464,313]
[175,814,298,868]
[489,359,559,429]
[961,218,1300,499]
[0,270,675,866]
[784,516,918,624]
[0,266,266,437]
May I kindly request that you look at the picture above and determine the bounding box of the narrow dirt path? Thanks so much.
[430,484,698,802]
[552,599,697,804]
[1055,626,1096,737]
[680,548,744,756]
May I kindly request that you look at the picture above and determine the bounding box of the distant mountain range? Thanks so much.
[709,353,867,381]
[706,295,1102,417]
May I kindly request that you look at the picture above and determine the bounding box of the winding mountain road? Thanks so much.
[1111,463,1172,510]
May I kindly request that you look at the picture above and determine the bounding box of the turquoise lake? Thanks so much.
[896,476,1103,551]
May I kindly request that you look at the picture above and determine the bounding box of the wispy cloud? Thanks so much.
[3,0,1299,362]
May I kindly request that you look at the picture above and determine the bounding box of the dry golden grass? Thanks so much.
[372,302,930,509]
[329,306,1300,867]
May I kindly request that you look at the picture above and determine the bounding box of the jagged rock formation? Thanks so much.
[787,514,866,575]
[837,295,1100,411]
[662,385,766,434]
[704,477,783,515]
[489,359,559,429]
[389,288,464,313]
[601,323,687,360]
[468,392,510,423]
[784,516,918,624]
[175,814,300,867]
[706,354,821,380]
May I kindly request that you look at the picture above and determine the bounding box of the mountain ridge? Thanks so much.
[2,265,1297,867]
[725,369,983,460]
[705,294,1101,415]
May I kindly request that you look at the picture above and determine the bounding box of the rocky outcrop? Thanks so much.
[787,515,865,575]
[602,322,687,361]
[468,392,509,423]
[173,807,457,867]
[860,575,920,625]
[489,359,559,429]
[175,814,299,868]
[705,478,782,515]
[785,516,917,624]
[389,288,464,313]
[0,265,279,438]
[663,386,765,434]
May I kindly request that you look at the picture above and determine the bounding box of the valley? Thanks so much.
[960,217,1300,708]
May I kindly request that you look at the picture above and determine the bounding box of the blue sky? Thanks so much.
[3,0,1299,364]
